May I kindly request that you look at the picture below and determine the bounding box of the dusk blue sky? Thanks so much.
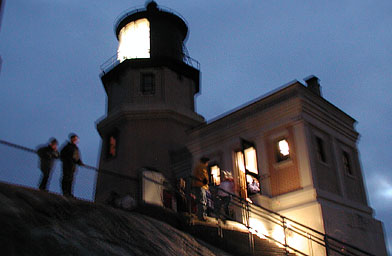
[1,0,391,253]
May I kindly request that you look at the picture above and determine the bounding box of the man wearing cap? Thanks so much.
[60,134,83,197]
[37,138,59,191]
[192,157,209,220]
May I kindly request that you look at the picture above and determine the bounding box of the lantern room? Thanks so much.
[115,1,188,62]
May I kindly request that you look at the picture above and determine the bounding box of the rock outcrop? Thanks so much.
[0,182,231,256]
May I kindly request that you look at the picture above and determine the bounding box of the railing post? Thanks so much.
[187,176,192,216]
[324,234,330,256]
[308,233,314,256]
[282,217,288,255]
[246,201,255,256]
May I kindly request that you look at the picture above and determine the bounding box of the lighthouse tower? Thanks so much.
[95,1,204,202]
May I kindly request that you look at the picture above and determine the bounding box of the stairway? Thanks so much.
[187,219,296,256]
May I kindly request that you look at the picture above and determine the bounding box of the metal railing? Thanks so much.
[190,179,375,256]
[99,3,199,75]
[0,139,375,256]
[100,54,120,75]
[0,139,138,189]
[183,54,200,70]
[99,53,200,75]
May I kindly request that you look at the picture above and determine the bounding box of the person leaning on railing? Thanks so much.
[191,157,209,221]
[215,171,235,220]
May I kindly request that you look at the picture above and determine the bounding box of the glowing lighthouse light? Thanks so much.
[117,18,150,62]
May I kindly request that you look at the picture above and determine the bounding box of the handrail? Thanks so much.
[0,139,375,256]
[99,54,120,75]
[209,193,309,255]
[0,139,138,183]
[189,175,375,256]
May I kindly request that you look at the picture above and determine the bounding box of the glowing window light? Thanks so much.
[109,136,116,157]
[236,151,246,173]
[210,165,220,185]
[278,139,290,156]
[246,174,254,184]
[244,147,258,174]
[117,18,150,61]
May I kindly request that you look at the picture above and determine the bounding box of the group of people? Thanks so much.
[191,157,235,221]
[37,133,83,198]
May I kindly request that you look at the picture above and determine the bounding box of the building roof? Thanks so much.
[190,79,358,140]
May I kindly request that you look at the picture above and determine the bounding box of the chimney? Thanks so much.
[304,75,322,96]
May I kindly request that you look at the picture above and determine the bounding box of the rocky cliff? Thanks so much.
[0,182,231,256]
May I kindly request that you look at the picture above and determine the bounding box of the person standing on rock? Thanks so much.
[60,133,83,198]
[37,138,59,191]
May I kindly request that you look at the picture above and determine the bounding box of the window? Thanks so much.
[276,138,290,162]
[210,165,221,185]
[106,132,118,158]
[141,73,155,95]
[244,147,258,175]
[342,151,353,176]
[117,18,150,61]
[235,143,260,197]
[316,137,326,163]
[243,146,260,195]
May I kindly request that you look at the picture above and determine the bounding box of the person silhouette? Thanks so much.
[37,138,59,191]
[60,133,83,198]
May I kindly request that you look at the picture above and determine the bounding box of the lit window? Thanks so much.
[342,151,353,175]
[210,165,220,185]
[117,18,150,61]
[316,137,326,163]
[276,139,290,162]
[279,140,289,156]
[141,73,155,95]
[236,144,260,198]
[244,147,258,174]
[107,133,118,158]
